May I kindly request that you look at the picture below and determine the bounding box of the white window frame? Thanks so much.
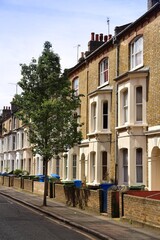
[123,149,128,184]
[21,132,24,148]
[37,157,39,174]
[130,36,143,70]
[64,155,68,180]
[123,90,128,124]
[73,77,79,96]
[91,102,96,132]
[12,135,16,150]
[91,152,96,182]
[136,86,142,122]
[72,154,77,179]
[102,101,108,129]
[99,58,109,86]
[56,157,60,175]
[136,148,143,183]
[102,151,108,181]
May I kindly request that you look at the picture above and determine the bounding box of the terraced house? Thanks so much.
[0,0,160,190]
[67,0,160,189]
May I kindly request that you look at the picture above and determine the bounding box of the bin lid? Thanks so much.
[74,180,82,183]
[51,174,60,179]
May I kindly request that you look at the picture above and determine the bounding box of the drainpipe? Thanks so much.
[114,36,120,185]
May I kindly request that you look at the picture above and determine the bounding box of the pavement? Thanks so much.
[0,186,160,240]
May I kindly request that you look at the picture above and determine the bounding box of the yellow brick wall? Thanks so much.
[117,13,160,127]
[70,46,117,180]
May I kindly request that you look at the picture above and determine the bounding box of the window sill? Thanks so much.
[87,131,112,137]
[97,81,109,89]
[130,64,144,72]
[116,123,147,129]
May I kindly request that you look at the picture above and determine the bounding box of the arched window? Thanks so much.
[99,58,109,85]
[130,36,143,70]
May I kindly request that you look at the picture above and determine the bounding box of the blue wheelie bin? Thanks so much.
[100,183,114,212]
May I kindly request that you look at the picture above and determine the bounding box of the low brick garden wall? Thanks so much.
[33,181,44,195]
[2,176,160,227]
[0,176,4,185]
[107,191,120,218]
[121,191,160,227]
[23,179,33,193]
[13,178,22,189]
[54,183,101,213]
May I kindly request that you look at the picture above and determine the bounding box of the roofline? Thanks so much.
[69,3,160,76]
[115,2,160,39]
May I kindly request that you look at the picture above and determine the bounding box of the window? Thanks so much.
[91,152,96,182]
[12,135,16,150]
[64,155,68,179]
[29,158,31,174]
[1,161,3,172]
[91,102,96,131]
[136,86,142,122]
[13,117,16,129]
[56,157,60,175]
[9,120,11,131]
[21,159,23,170]
[123,90,128,123]
[136,148,143,183]
[72,77,79,96]
[123,149,128,183]
[37,157,39,174]
[103,101,108,129]
[102,151,108,180]
[21,133,24,148]
[72,154,77,179]
[99,58,109,85]
[130,36,143,70]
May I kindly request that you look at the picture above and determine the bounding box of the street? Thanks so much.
[0,194,97,240]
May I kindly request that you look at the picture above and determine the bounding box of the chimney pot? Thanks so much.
[91,32,95,41]
[108,34,112,40]
[100,33,103,41]
[81,52,84,58]
[95,34,99,41]
[104,35,108,42]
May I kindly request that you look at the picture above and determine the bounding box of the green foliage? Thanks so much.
[12,41,82,161]
[22,170,29,176]
[14,169,23,176]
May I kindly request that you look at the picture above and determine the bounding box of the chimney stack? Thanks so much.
[2,106,11,120]
[148,0,160,10]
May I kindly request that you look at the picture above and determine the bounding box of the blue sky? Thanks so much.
[0,0,147,109]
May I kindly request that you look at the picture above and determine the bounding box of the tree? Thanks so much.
[12,41,82,206]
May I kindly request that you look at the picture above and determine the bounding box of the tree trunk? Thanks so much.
[43,157,48,206]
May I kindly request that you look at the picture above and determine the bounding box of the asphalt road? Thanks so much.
[0,194,97,240]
